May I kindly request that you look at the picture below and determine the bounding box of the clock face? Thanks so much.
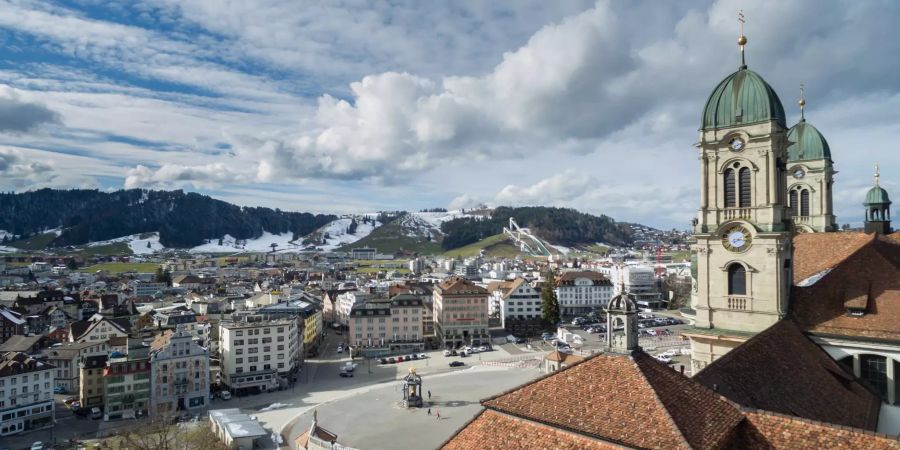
[722,225,752,252]
[729,138,744,152]
[793,169,805,179]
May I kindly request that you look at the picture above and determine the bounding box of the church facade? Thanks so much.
[684,31,900,434]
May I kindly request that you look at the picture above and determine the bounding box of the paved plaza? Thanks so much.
[281,365,542,450]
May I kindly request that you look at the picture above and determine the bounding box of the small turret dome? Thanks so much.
[787,121,831,162]
[865,186,891,206]
[702,68,786,130]
[606,292,637,312]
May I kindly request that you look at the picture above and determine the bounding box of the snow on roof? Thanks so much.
[0,308,25,325]
[796,268,833,287]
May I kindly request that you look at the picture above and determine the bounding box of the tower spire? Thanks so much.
[738,10,747,68]
[876,163,881,187]
[799,82,806,122]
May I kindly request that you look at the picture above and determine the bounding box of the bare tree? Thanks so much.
[115,417,228,450]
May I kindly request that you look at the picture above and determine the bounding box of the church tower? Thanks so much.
[785,86,837,232]
[685,18,793,372]
[864,164,892,235]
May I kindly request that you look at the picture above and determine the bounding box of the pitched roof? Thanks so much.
[792,232,873,285]
[694,319,881,430]
[441,409,618,450]
[556,271,610,286]
[738,410,900,449]
[482,351,744,449]
[437,276,487,295]
[791,233,900,342]
[543,350,584,365]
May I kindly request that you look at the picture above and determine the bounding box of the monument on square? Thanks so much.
[401,367,424,408]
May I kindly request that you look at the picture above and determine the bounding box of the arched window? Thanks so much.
[724,169,736,208]
[739,167,751,207]
[800,189,810,216]
[789,190,798,216]
[727,264,746,296]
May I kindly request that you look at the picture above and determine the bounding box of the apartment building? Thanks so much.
[103,339,150,421]
[433,277,489,349]
[336,291,371,326]
[348,294,424,356]
[149,326,210,418]
[493,278,544,336]
[219,318,301,393]
[0,352,54,436]
[42,340,108,394]
[79,354,108,408]
[555,271,614,317]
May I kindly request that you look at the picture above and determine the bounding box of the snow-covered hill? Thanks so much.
[307,216,380,251]
[89,233,164,255]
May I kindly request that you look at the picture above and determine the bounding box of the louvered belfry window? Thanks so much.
[724,169,736,208]
[800,189,810,216]
[739,167,751,207]
[789,190,799,216]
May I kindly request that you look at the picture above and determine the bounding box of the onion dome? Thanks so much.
[786,121,831,162]
[702,68,786,130]
[866,164,891,206]
[866,186,891,206]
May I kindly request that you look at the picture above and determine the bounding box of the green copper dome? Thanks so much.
[786,121,831,162]
[702,68,786,130]
[865,186,891,206]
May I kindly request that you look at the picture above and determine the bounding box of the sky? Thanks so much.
[0,0,897,230]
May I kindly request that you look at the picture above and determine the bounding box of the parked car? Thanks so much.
[515,337,526,344]
[90,407,103,420]
[379,358,388,364]
[449,361,465,367]
[408,354,418,360]
[64,397,78,405]
[443,349,452,356]
[219,390,231,400]
[388,357,397,363]
[417,353,428,359]
[659,349,679,358]
[647,329,657,336]
[30,442,44,450]
[478,346,487,352]
[336,346,344,353]
[397,356,404,362]
[339,371,353,378]
[53,386,66,394]
[655,354,673,364]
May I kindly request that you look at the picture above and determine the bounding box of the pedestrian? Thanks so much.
[427,390,431,399]
[427,408,431,415]
[436,411,441,420]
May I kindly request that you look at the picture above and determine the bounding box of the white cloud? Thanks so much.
[0,86,61,133]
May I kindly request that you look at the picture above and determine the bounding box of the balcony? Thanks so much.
[792,216,811,224]
[723,208,752,221]
[726,296,750,311]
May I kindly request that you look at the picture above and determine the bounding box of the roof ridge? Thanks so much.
[630,353,694,450]
[480,351,606,406]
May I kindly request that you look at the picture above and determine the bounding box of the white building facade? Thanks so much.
[219,318,301,393]
[555,271,614,317]
[149,326,210,418]
[0,352,54,436]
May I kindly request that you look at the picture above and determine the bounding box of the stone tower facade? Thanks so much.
[785,96,837,233]
[864,165,892,236]
[605,287,639,353]
[686,37,794,372]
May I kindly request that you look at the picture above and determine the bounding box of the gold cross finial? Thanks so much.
[737,10,747,67]
[799,82,806,121]
[876,163,881,186]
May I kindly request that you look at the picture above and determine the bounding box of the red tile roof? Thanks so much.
[437,276,487,295]
[739,410,900,449]
[694,320,881,430]
[792,232,873,284]
[791,234,900,342]
[481,351,743,449]
[441,409,618,450]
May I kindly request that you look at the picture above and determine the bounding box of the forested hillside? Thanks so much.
[440,206,632,250]
[0,189,335,248]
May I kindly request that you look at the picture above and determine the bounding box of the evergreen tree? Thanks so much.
[541,270,560,330]
[65,259,78,271]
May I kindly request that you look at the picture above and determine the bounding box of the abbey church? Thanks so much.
[443,24,900,449]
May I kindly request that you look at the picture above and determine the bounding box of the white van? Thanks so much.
[90,407,102,420]
[219,390,231,400]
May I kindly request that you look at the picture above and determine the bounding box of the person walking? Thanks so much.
[427,408,432,416]
[436,411,441,420]
[427,390,432,400]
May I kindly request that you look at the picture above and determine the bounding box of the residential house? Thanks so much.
[219,318,302,393]
[69,315,131,343]
[148,327,210,418]
[42,341,108,394]
[78,354,108,408]
[0,306,25,344]
[103,339,150,421]
[0,352,54,436]
[432,277,490,349]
